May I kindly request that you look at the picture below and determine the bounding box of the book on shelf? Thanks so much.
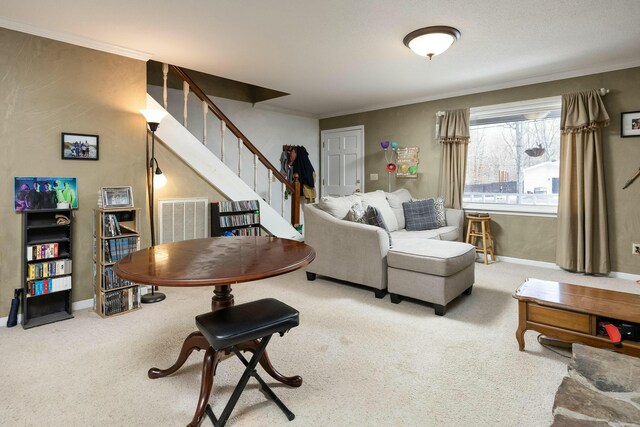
[103,286,141,316]
[27,259,72,280]
[27,276,72,296]
[26,243,59,261]
[217,200,260,213]
[102,213,122,237]
[226,227,261,237]
[103,236,139,263]
[102,265,134,290]
[219,212,260,228]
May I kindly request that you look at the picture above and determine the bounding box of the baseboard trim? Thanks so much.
[1,297,94,328]
[496,255,640,282]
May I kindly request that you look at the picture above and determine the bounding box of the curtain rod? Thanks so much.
[435,88,609,118]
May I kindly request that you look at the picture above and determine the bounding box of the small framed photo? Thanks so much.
[101,186,134,209]
[62,132,99,160]
[621,111,640,138]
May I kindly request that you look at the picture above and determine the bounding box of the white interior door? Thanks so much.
[320,126,364,197]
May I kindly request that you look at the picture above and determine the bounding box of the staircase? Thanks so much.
[148,64,302,240]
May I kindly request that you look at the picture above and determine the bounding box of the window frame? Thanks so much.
[464,96,562,217]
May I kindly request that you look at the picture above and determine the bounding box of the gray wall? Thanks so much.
[0,28,225,317]
[320,67,640,275]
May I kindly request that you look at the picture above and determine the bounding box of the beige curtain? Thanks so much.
[438,109,470,209]
[556,90,610,274]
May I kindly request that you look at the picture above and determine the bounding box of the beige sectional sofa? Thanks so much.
[303,189,470,301]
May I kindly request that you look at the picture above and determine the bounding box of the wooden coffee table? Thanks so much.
[513,278,640,357]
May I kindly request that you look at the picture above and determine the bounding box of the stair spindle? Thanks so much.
[281,182,286,217]
[237,137,242,178]
[162,63,169,110]
[253,154,258,191]
[182,81,189,127]
[202,101,207,145]
[221,121,226,162]
[268,170,273,205]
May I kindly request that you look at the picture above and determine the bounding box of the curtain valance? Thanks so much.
[560,90,610,134]
[439,109,470,143]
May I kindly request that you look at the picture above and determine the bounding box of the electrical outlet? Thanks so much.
[370,173,378,181]
[633,243,640,255]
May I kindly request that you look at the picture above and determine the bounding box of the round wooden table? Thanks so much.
[114,236,315,426]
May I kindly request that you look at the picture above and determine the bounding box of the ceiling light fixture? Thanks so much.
[403,26,461,60]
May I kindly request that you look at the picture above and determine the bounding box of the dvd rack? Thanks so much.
[210,200,262,237]
[21,209,74,329]
[93,208,142,317]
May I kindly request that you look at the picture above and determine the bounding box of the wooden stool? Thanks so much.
[192,298,299,427]
[465,215,495,264]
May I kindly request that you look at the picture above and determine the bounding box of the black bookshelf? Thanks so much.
[210,200,261,237]
[22,209,74,329]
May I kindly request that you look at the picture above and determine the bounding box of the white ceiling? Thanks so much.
[2,0,640,118]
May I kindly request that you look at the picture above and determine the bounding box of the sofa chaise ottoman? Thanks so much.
[387,239,476,316]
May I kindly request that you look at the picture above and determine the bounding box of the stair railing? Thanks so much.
[160,63,301,226]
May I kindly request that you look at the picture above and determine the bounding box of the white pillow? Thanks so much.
[317,194,362,219]
[359,190,399,231]
[386,189,413,230]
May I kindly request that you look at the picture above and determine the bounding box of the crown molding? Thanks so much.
[0,17,152,61]
[319,59,640,119]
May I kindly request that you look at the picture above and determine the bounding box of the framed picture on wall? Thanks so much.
[61,132,99,160]
[101,186,134,209]
[621,111,640,138]
[14,176,78,211]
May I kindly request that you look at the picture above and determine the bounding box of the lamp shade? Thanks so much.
[403,26,461,59]
[140,109,167,125]
[153,170,167,189]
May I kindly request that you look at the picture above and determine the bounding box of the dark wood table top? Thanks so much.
[113,236,315,287]
[514,278,640,323]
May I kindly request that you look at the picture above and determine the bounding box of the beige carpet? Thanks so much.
[1,261,639,427]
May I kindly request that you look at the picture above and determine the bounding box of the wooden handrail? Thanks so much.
[168,65,294,193]
[166,64,301,227]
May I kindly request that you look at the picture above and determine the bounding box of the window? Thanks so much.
[464,97,561,215]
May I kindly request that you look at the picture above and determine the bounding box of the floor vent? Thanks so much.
[158,198,208,244]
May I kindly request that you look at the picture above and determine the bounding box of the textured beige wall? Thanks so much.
[0,28,225,318]
[320,67,640,275]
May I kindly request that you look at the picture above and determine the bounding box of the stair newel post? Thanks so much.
[291,174,301,226]
[253,154,258,192]
[182,81,189,127]
[268,170,273,205]
[202,101,207,145]
[162,63,169,110]
[237,137,242,177]
[220,121,226,162]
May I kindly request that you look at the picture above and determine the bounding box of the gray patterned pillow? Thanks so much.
[347,201,366,223]
[364,206,392,247]
[402,199,439,231]
[433,197,446,227]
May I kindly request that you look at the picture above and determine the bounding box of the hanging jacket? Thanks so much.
[292,146,316,202]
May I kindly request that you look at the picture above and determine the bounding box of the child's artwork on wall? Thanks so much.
[14,177,78,211]
[396,147,419,179]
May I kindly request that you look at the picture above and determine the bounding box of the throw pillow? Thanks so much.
[385,189,413,230]
[347,201,366,223]
[402,199,439,231]
[433,197,446,227]
[364,206,392,247]
[317,194,362,219]
[359,190,399,232]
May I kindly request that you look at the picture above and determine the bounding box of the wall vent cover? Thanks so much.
[158,198,208,244]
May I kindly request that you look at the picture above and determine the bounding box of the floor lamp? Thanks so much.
[141,109,168,304]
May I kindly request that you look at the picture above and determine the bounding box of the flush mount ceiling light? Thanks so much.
[403,26,461,60]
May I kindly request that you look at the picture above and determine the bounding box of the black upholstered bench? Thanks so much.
[194,298,300,427]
